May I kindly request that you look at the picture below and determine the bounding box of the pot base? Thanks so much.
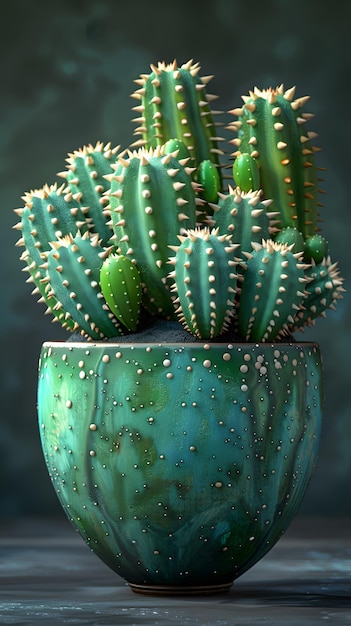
[128,581,233,596]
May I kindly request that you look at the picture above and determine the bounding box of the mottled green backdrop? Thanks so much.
[1,0,350,515]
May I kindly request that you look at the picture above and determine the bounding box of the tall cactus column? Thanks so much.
[228,85,320,239]
[131,59,224,204]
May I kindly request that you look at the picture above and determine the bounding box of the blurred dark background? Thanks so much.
[1,0,350,517]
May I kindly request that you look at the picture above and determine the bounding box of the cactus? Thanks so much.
[57,141,119,246]
[14,183,89,329]
[131,59,224,204]
[238,239,307,342]
[168,228,238,338]
[196,159,221,204]
[275,226,306,255]
[211,187,276,257]
[290,257,344,331]
[228,85,320,241]
[100,254,142,332]
[14,60,344,342]
[232,152,260,193]
[106,145,200,318]
[44,232,123,339]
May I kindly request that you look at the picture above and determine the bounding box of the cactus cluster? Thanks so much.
[14,60,344,342]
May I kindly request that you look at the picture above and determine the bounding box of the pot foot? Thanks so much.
[128,581,233,596]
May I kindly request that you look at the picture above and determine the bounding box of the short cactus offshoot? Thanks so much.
[168,228,238,338]
[14,61,344,342]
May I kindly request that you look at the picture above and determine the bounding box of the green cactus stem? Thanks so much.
[303,233,329,264]
[107,145,200,318]
[131,59,224,193]
[43,232,123,339]
[14,183,88,261]
[232,152,260,193]
[163,138,192,161]
[238,239,308,341]
[291,257,344,331]
[229,85,321,239]
[13,183,89,328]
[211,187,276,257]
[196,159,221,204]
[168,228,238,338]
[274,226,306,255]
[57,142,120,247]
[100,254,142,332]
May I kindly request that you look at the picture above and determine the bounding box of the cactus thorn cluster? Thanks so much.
[14,62,344,342]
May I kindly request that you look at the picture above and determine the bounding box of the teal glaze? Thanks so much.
[38,340,323,593]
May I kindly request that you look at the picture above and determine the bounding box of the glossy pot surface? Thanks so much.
[38,340,323,594]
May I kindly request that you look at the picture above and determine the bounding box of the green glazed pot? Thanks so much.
[38,339,323,595]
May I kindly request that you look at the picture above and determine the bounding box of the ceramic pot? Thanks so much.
[38,339,323,595]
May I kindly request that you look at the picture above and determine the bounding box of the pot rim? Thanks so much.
[42,340,320,349]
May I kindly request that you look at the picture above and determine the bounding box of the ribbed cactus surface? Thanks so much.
[169,228,238,338]
[58,141,119,246]
[107,145,200,318]
[14,183,89,329]
[131,60,223,173]
[229,85,320,239]
[238,239,307,342]
[212,187,275,257]
[45,232,122,339]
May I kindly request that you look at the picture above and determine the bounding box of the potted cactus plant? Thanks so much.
[14,59,344,595]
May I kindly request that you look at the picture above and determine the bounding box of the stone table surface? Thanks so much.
[0,515,350,625]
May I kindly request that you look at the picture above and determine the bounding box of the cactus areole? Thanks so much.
[15,59,343,594]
